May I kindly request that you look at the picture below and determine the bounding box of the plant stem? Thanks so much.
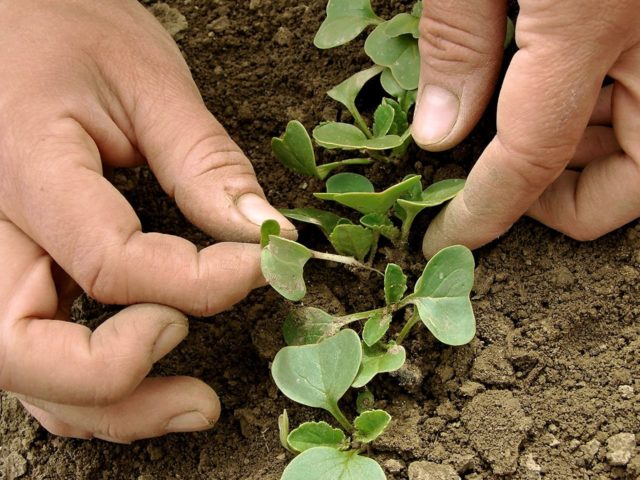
[400,212,418,243]
[366,232,380,266]
[367,150,392,163]
[352,109,373,139]
[311,250,383,276]
[334,306,387,328]
[328,401,353,433]
[396,308,420,345]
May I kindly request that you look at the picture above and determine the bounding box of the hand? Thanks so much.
[412,0,640,257]
[0,0,294,442]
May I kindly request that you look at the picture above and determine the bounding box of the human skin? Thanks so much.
[0,0,294,443]
[413,0,640,257]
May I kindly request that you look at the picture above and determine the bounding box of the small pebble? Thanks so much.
[618,385,634,399]
[606,433,636,466]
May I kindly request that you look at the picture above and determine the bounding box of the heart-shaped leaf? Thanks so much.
[283,307,337,346]
[384,263,407,305]
[372,102,395,137]
[272,120,318,177]
[407,245,475,346]
[329,224,374,262]
[280,208,344,238]
[352,343,406,388]
[362,311,392,347]
[360,213,400,242]
[281,447,385,480]
[314,0,383,49]
[354,410,391,443]
[328,66,384,123]
[313,122,404,150]
[316,174,422,215]
[261,236,312,301]
[272,329,362,413]
[384,13,419,38]
[288,421,347,453]
[365,25,419,90]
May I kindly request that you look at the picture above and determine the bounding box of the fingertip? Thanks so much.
[413,85,460,150]
[236,193,297,238]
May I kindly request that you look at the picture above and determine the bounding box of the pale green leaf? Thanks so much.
[287,422,347,453]
[384,263,407,305]
[279,410,294,453]
[372,103,395,137]
[408,245,475,346]
[360,213,400,242]
[354,410,391,443]
[313,122,404,150]
[260,219,281,248]
[272,329,362,412]
[365,25,419,90]
[281,447,385,480]
[279,208,344,237]
[356,390,375,414]
[384,13,419,38]
[380,68,405,98]
[283,307,337,346]
[316,158,374,180]
[314,0,383,49]
[352,343,406,388]
[261,236,312,301]
[362,312,392,347]
[328,66,384,122]
[326,173,374,194]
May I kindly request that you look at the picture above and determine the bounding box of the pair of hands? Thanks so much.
[0,0,637,443]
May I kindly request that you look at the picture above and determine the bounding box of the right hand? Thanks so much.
[0,0,294,443]
[412,0,640,257]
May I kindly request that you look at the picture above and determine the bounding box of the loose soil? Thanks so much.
[1,1,638,479]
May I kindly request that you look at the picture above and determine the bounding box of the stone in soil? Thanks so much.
[408,461,460,480]
[606,432,636,466]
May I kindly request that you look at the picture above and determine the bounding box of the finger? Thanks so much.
[422,15,620,257]
[97,7,295,242]
[412,0,507,150]
[570,126,620,168]
[3,120,265,316]
[19,377,220,443]
[590,84,613,125]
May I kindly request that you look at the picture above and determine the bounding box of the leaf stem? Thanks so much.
[400,211,418,243]
[328,401,353,433]
[334,307,387,327]
[396,307,420,345]
[366,232,380,266]
[310,250,383,276]
[352,109,373,139]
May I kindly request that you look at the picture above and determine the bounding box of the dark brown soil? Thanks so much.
[1,1,638,479]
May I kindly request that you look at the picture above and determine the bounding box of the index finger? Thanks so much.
[422,12,620,257]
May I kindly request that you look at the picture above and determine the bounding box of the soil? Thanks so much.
[1,1,639,479]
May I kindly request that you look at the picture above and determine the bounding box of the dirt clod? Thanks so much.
[408,461,460,480]
[606,432,637,466]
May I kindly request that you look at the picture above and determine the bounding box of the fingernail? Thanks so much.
[236,193,296,232]
[152,322,188,363]
[166,411,215,433]
[413,85,459,146]
[93,433,131,444]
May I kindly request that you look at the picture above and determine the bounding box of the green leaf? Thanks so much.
[287,422,347,453]
[329,224,374,262]
[279,409,294,453]
[261,236,312,301]
[279,208,344,237]
[362,312,392,347]
[384,13,419,38]
[272,329,362,413]
[411,1,423,18]
[354,410,392,443]
[383,98,409,136]
[326,173,374,194]
[352,343,406,388]
[384,263,407,305]
[316,174,422,215]
[313,122,404,150]
[260,219,281,248]
[360,213,400,242]
[372,103,395,137]
[504,17,515,49]
[365,25,419,90]
[356,390,375,414]
[272,120,318,178]
[283,307,337,346]
[380,68,405,98]
[328,66,384,123]
[408,245,475,346]
[314,0,383,49]
[396,178,465,220]
[281,447,385,480]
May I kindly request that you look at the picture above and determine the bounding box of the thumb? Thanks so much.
[412,0,507,151]
[130,73,295,243]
